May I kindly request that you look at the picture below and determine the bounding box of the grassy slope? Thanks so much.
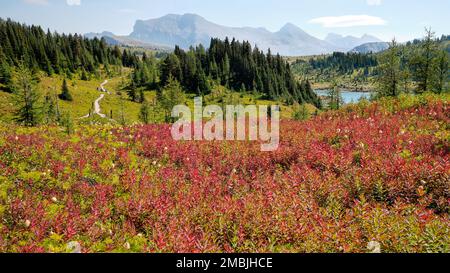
[0,92,448,253]
[0,73,318,124]
[0,74,157,124]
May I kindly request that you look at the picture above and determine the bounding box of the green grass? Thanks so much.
[0,72,153,124]
[0,73,319,125]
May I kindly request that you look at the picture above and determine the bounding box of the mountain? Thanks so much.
[84,32,172,51]
[128,13,341,56]
[86,13,384,56]
[325,33,383,51]
[350,42,389,54]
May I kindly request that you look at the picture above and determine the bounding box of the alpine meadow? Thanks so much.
[0,0,448,257]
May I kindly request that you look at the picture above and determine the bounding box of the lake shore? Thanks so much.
[312,82,375,92]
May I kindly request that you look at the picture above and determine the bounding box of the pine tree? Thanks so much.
[292,103,310,121]
[376,39,401,97]
[61,112,74,135]
[127,81,138,102]
[42,91,58,124]
[81,69,88,81]
[0,57,12,92]
[139,89,145,103]
[434,50,449,93]
[139,99,151,124]
[328,80,344,110]
[11,62,41,126]
[160,53,182,86]
[59,78,73,101]
[159,76,186,122]
[409,28,439,93]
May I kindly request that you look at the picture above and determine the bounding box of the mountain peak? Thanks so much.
[325,32,383,51]
[280,23,303,32]
[129,13,357,56]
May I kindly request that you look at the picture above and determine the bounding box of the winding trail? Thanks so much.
[79,80,112,120]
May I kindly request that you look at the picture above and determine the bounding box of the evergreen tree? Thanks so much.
[160,53,182,86]
[11,62,41,126]
[59,78,73,101]
[376,39,401,97]
[139,89,145,103]
[127,81,138,102]
[81,69,88,81]
[61,112,74,135]
[328,80,344,110]
[139,99,151,124]
[0,57,12,92]
[159,76,186,122]
[434,50,449,93]
[42,91,58,124]
[292,103,310,121]
[409,28,439,93]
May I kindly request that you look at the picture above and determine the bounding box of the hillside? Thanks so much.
[0,93,448,253]
[350,42,389,54]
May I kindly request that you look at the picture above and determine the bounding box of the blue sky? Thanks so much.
[1,0,449,42]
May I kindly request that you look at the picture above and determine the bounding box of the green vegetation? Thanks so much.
[376,29,449,97]
[292,52,378,90]
[59,78,73,101]
[292,30,449,94]
[132,38,322,107]
[0,18,140,83]
[10,62,40,126]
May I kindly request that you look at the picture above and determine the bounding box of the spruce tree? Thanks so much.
[139,99,151,124]
[42,91,58,124]
[376,39,401,97]
[159,76,186,122]
[434,50,449,93]
[409,28,439,93]
[11,62,41,126]
[59,78,73,101]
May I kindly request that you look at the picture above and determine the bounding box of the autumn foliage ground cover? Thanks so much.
[0,93,448,253]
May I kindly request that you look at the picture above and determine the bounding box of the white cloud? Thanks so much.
[309,15,387,28]
[66,0,81,6]
[367,0,382,6]
[24,0,49,5]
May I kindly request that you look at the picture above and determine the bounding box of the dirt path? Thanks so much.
[79,80,112,120]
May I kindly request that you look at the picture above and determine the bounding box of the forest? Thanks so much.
[0,18,140,90]
[0,18,321,110]
[301,52,378,74]
[131,38,322,107]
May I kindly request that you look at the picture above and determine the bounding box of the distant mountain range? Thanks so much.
[350,42,390,54]
[325,33,383,51]
[85,13,385,56]
[84,31,173,51]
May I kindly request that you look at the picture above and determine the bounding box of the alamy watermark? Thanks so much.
[171,97,280,151]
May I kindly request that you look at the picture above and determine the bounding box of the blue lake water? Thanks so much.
[314,90,373,104]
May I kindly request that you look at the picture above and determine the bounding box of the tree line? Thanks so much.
[376,28,449,97]
[0,18,141,91]
[131,38,322,107]
[305,52,378,74]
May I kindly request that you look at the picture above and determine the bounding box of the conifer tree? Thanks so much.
[11,62,41,126]
[377,39,401,97]
[139,99,151,124]
[409,28,439,93]
[434,50,449,93]
[42,91,58,124]
[159,76,186,122]
[59,78,73,101]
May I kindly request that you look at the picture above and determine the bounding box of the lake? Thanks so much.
[314,90,374,104]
